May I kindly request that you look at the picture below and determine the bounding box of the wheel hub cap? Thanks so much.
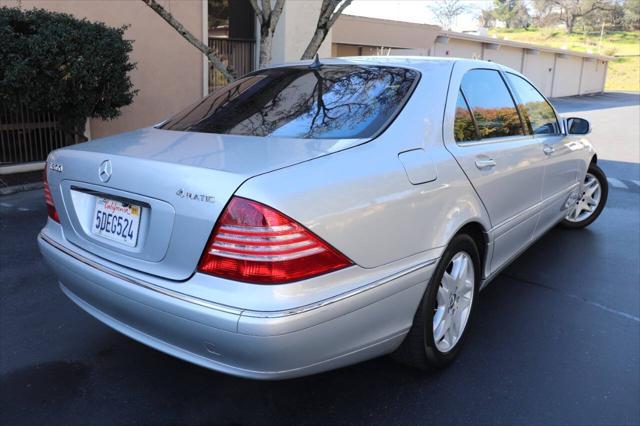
[433,251,475,352]
[565,172,601,223]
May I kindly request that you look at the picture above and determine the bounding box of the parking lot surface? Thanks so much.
[1,92,639,425]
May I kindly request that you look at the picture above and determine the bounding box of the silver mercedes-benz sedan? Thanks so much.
[38,57,607,379]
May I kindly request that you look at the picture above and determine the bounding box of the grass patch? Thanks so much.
[606,56,640,91]
[489,28,640,91]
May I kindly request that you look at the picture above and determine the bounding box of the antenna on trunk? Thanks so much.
[309,54,322,69]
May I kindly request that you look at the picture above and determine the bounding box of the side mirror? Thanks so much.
[566,117,591,135]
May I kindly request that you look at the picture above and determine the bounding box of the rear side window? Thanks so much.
[506,73,560,135]
[460,69,525,139]
[454,90,477,142]
[160,65,419,139]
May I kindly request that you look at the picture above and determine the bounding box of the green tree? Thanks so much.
[531,0,560,26]
[624,0,640,29]
[573,0,625,31]
[478,8,496,28]
[550,0,614,33]
[0,7,137,140]
[492,0,530,29]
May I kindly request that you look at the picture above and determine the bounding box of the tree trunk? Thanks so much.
[141,0,235,82]
[259,25,273,67]
[301,29,327,60]
[301,0,353,60]
[566,15,575,33]
[73,122,88,143]
[61,118,88,144]
[249,0,285,68]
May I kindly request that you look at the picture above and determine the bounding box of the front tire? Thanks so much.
[561,163,608,229]
[392,234,480,370]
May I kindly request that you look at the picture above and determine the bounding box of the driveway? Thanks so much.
[1,92,638,425]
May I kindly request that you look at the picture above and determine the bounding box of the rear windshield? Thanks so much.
[160,65,419,139]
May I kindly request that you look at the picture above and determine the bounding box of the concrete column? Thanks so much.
[577,58,585,95]
[270,0,332,65]
[601,61,609,94]
[550,54,558,98]
[202,0,209,96]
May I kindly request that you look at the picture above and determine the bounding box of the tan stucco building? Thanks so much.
[332,15,612,99]
[0,1,612,146]
[432,31,610,98]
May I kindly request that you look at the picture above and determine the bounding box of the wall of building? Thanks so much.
[483,45,522,72]
[1,0,206,140]
[552,55,583,98]
[333,44,360,56]
[522,51,556,97]
[431,36,608,98]
[333,44,395,56]
[271,0,332,64]
[388,48,431,56]
[332,15,439,51]
[433,38,482,59]
[580,60,608,95]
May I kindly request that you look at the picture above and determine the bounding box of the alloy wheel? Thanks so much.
[433,251,475,352]
[565,172,602,223]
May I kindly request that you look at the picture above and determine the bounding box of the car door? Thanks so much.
[505,72,579,233]
[443,65,547,274]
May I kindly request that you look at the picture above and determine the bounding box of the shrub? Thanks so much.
[0,7,137,140]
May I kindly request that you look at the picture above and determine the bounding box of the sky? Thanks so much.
[343,0,493,31]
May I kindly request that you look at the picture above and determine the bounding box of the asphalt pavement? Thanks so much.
[1,92,638,425]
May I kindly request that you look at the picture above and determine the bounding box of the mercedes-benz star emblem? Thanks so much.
[98,160,112,183]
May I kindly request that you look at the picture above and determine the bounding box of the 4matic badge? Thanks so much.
[176,189,215,204]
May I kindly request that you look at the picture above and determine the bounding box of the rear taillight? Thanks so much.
[198,197,352,284]
[43,169,59,223]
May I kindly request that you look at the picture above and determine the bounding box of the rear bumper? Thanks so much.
[38,232,437,379]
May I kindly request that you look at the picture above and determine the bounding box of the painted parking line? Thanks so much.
[607,178,628,189]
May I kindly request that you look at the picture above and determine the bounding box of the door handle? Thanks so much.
[475,158,496,170]
[543,145,555,155]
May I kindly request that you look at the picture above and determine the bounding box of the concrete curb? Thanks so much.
[0,162,45,175]
[0,182,44,196]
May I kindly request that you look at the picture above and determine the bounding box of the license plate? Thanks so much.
[91,197,142,247]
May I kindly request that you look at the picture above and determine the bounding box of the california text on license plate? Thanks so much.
[91,197,141,247]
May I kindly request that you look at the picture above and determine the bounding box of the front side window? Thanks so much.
[460,69,525,140]
[160,65,419,139]
[454,90,477,142]
[506,73,560,135]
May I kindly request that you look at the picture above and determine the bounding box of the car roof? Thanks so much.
[269,55,516,74]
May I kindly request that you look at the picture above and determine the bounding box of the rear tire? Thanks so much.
[561,163,608,229]
[392,234,480,370]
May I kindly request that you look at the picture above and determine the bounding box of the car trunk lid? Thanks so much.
[48,128,363,280]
